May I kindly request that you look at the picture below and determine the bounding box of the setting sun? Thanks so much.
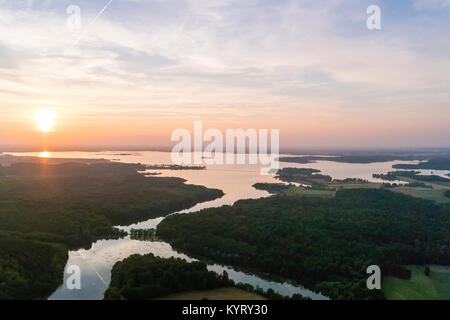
[34,110,56,132]
[39,151,51,158]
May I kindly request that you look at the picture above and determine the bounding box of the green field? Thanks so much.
[392,176,450,203]
[283,187,335,198]
[383,265,450,300]
[393,187,450,203]
[272,167,450,204]
[331,182,381,190]
[377,173,450,203]
[158,287,266,300]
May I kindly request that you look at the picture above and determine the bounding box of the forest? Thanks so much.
[275,168,332,188]
[104,253,310,300]
[0,161,223,299]
[156,189,450,300]
[373,171,450,183]
[104,254,234,300]
[277,154,428,164]
[0,231,67,300]
[252,183,293,194]
[393,158,450,170]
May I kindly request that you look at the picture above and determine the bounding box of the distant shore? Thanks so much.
[0,153,110,167]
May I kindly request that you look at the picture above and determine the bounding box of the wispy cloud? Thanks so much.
[414,0,450,11]
[0,0,449,147]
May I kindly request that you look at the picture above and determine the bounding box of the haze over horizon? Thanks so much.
[0,0,449,150]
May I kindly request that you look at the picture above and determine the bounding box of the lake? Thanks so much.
[8,151,448,300]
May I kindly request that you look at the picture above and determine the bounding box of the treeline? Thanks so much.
[381,182,431,189]
[373,171,450,184]
[0,161,223,299]
[278,154,428,164]
[129,229,157,241]
[393,158,450,170]
[157,189,450,300]
[252,183,293,194]
[145,164,206,170]
[445,190,450,198]
[334,178,368,183]
[275,168,332,187]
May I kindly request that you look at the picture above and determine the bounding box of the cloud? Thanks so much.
[0,0,449,147]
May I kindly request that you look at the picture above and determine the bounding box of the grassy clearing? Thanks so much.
[274,167,450,203]
[383,265,450,300]
[331,182,381,189]
[386,171,450,203]
[157,287,266,300]
[283,187,334,198]
[393,187,450,203]
[282,182,381,199]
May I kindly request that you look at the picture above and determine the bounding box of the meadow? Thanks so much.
[383,265,450,300]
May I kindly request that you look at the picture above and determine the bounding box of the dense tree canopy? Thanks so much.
[252,183,293,194]
[393,158,450,170]
[0,161,223,299]
[157,189,450,300]
[0,231,67,299]
[104,254,234,300]
[373,171,450,183]
[275,168,332,188]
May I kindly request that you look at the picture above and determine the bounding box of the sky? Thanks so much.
[0,0,449,150]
